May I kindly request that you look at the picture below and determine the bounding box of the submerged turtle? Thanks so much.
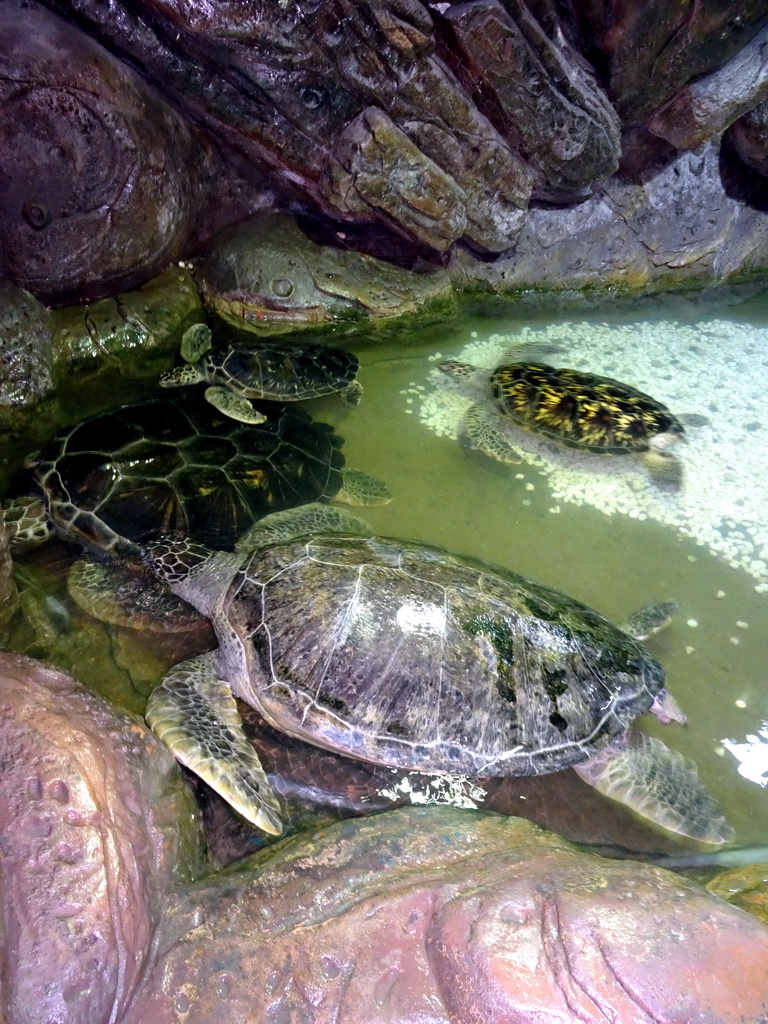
[138,502,732,844]
[2,394,389,628]
[159,324,363,424]
[440,345,707,490]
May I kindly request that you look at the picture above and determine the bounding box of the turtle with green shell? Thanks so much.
[440,343,708,490]
[3,393,389,629]
[70,501,729,845]
[159,323,363,424]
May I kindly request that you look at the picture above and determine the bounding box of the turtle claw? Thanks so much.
[146,652,284,835]
[574,729,733,844]
[204,386,267,424]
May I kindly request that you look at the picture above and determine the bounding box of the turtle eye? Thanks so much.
[300,85,325,109]
[271,278,294,298]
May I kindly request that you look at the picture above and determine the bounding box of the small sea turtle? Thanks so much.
[139,502,731,843]
[2,394,389,628]
[440,345,707,489]
[159,324,363,424]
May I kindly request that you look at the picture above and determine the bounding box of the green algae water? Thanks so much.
[313,291,768,849]
[7,287,768,854]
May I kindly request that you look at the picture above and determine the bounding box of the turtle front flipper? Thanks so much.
[640,435,683,491]
[498,340,562,364]
[204,385,267,425]
[67,557,205,633]
[677,412,709,428]
[463,403,524,464]
[146,652,283,835]
[180,323,213,363]
[573,729,733,844]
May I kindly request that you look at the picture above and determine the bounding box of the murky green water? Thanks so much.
[6,287,768,853]
[315,292,768,848]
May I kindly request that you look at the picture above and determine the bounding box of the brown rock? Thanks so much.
[0,528,19,642]
[449,141,768,294]
[0,0,213,303]
[130,808,768,1024]
[707,861,768,924]
[2,654,767,1024]
[0,280,59,457]
[0,651,206,1024]
[441,0,621,201]
[573,0,768,122]
[326,0,532,249]
[727,96,768,176]
[324,106,468,250]
[45,0,532,252]
[648,23,768,150]
[195,214,456,336]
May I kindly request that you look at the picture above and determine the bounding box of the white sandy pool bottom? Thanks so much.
[415,317,768,586]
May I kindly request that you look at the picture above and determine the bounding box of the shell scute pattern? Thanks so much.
[225,535,661,776]
[34,394,347,553]
[491,363,684,453]
[211,345,359,401]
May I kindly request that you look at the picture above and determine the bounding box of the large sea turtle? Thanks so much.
[2,394,389,629]
[140,502,732,844]
[440,345,707,490]
[159,324,363,424]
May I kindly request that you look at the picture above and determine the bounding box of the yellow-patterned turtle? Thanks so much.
[440,348,707,490]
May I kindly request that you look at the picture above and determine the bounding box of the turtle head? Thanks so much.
[438,359,477,381]
[159,363,206,388]
[143,535,242,617]
[144,535,212,587]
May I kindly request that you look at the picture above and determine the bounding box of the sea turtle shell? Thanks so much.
[144,504,731,843]
[227,532,664,776]
[201,344,361,403]
[32,392,346,556]
[490,362,684,454]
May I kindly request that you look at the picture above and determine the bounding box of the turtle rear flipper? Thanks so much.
[463,403,524,464]
[335,467,392,506]
[204,385,267,424]
[619,600,677,640]
[341,379,363,407]
[677,412,709,428]
[574,730,733,844]
[146,652,283,835]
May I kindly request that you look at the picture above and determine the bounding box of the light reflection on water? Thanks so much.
[723,725,768,788]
